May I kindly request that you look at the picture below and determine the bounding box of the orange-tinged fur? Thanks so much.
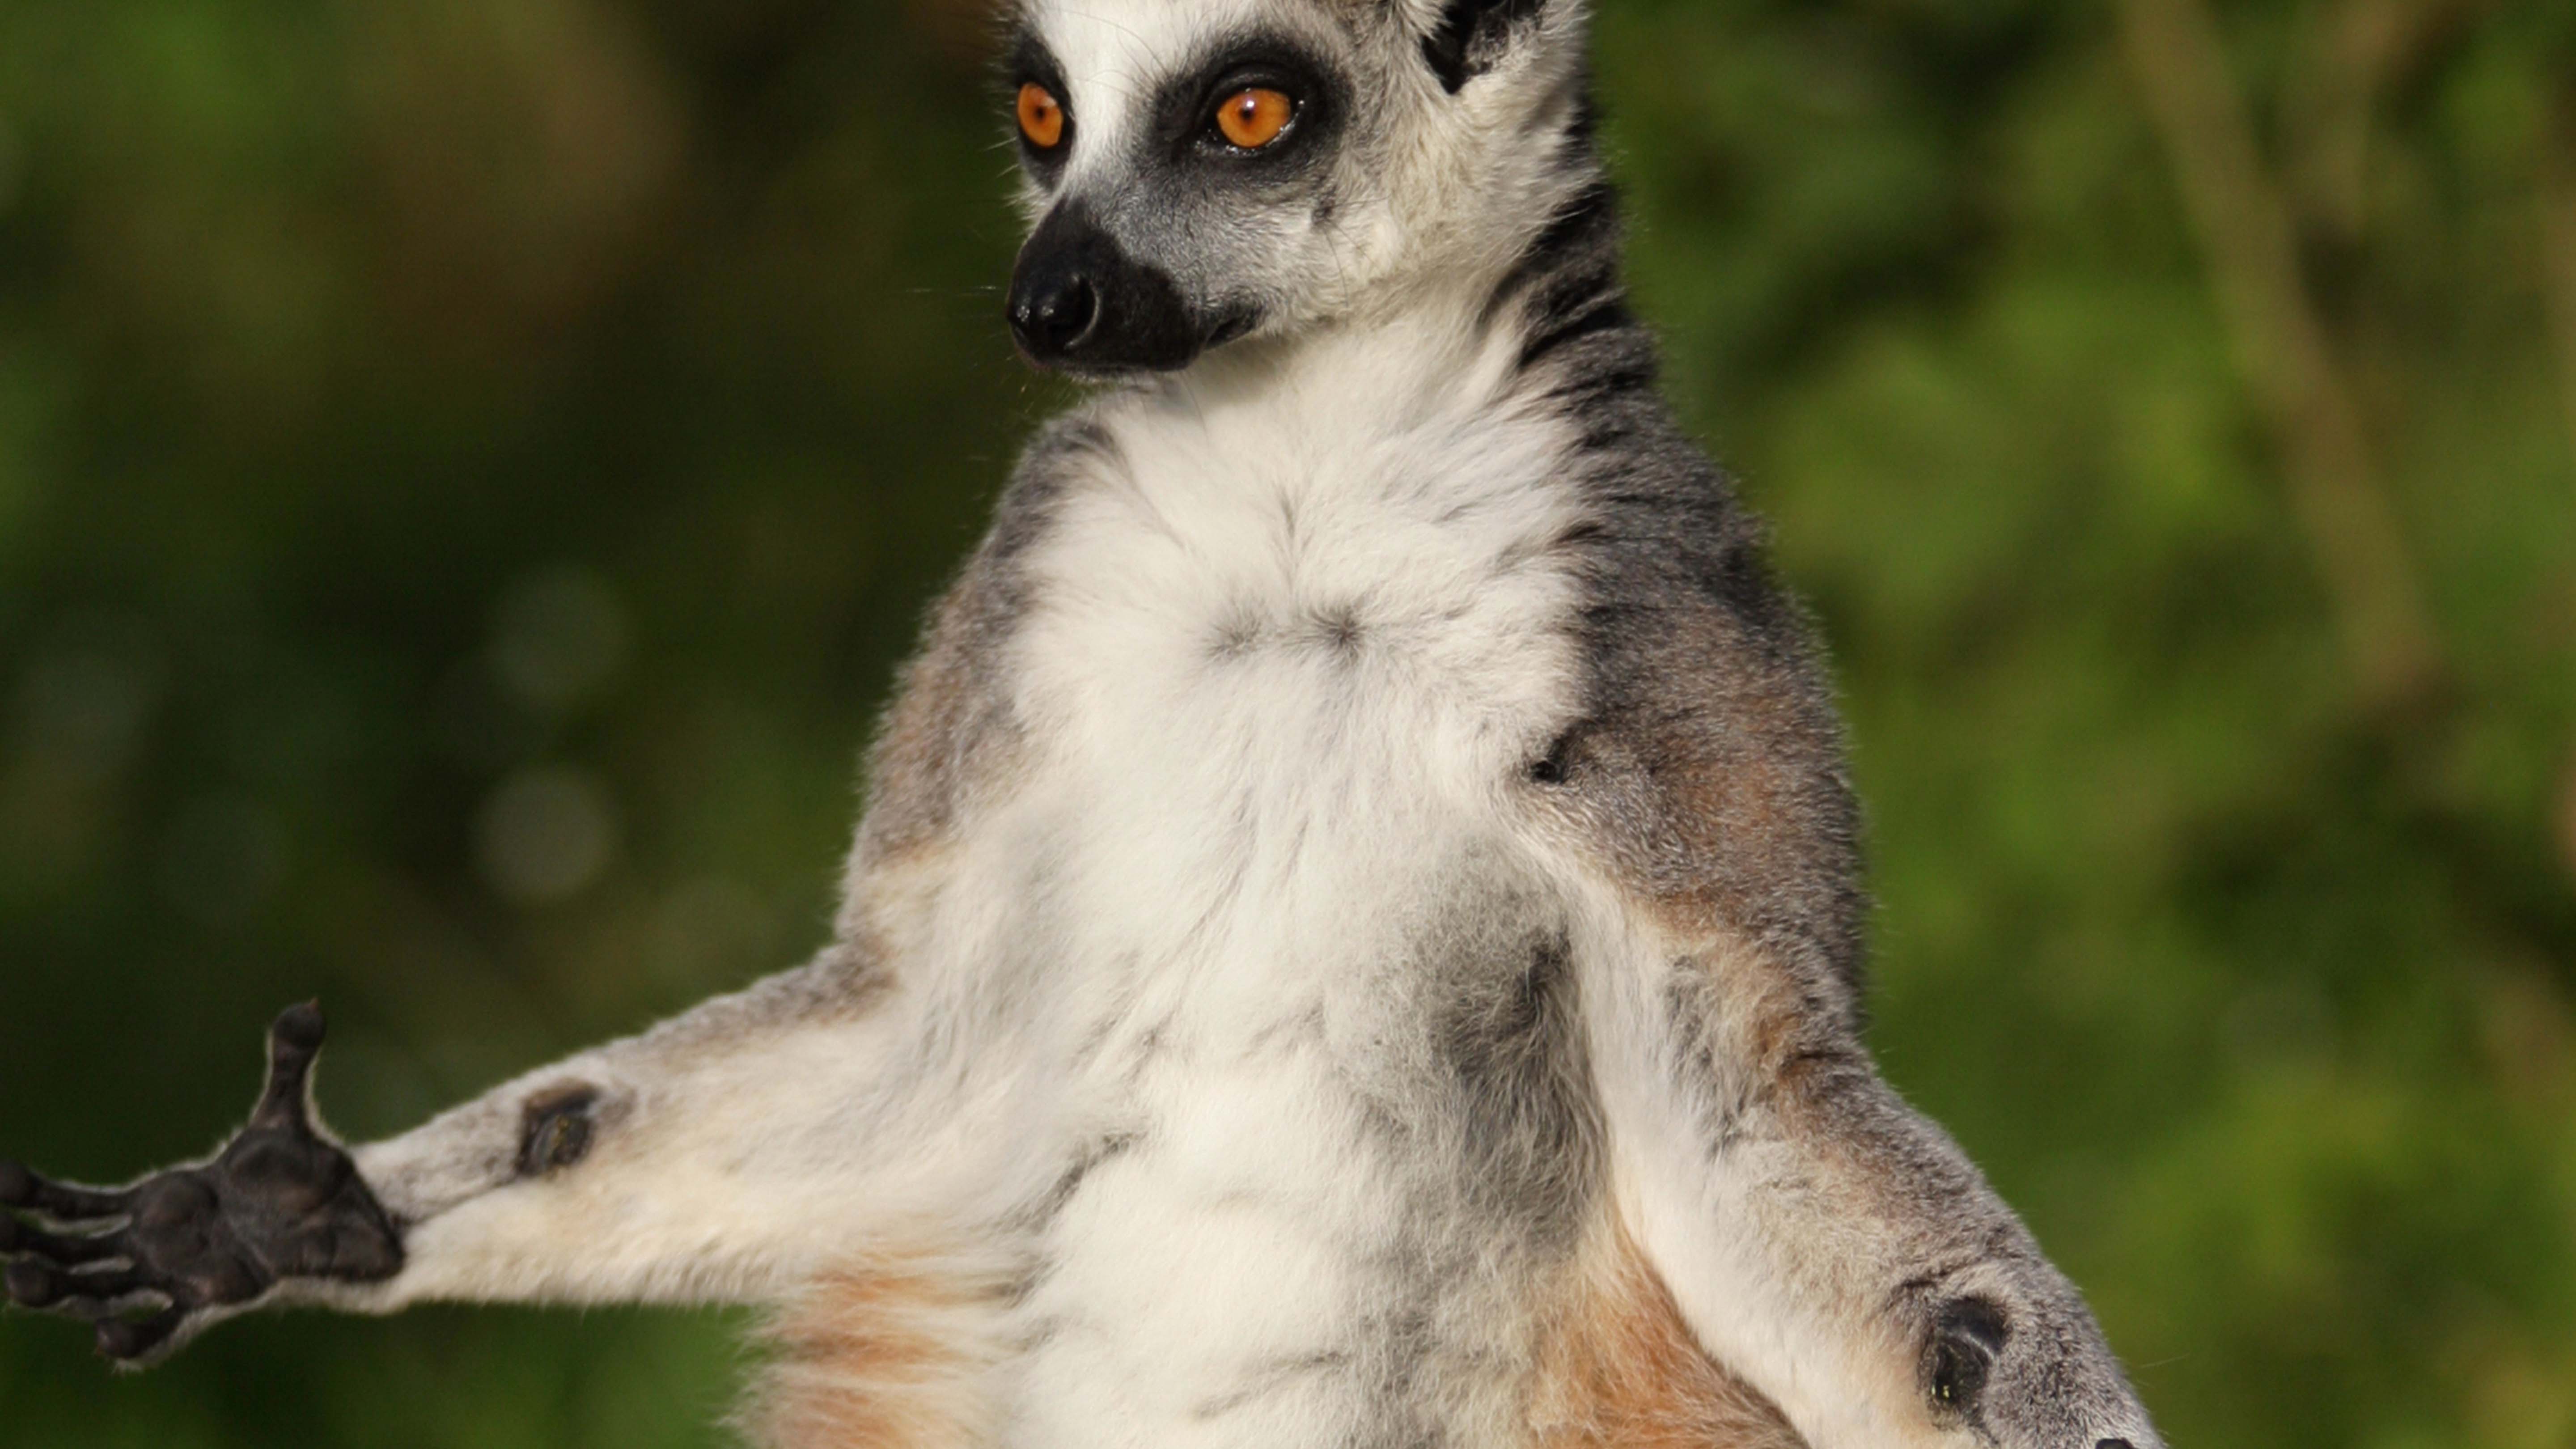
[1530,1222,1811,1449]
[747,1233,1016,1449]
[748,1222,1804,1449]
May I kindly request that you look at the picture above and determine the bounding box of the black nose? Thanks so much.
[1005,202,1205,373]
[1011,272,1100,358]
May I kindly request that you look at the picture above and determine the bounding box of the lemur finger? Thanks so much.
[4,1258,59,1308]
[94,1304,187,1362]
[4,1260,157,1309]
[0,1161,136,1222]
[0,1213,129,1266]
[250,1002,328,1133]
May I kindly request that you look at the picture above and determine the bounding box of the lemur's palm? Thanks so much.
[0,1004,404,1362]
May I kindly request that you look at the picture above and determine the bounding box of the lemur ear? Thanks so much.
[1419,0,1547,94]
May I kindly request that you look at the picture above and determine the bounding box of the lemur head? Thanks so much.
[1001,0,1597,373]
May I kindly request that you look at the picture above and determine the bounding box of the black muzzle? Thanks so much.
[1008,204,1205,373]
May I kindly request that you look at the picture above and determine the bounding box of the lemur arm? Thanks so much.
[0,953,1002,1364]
[0,493,1047,1368]
[1532,468,2158,1449]
[350,953,980,1311]
[1577,932,2156,1449]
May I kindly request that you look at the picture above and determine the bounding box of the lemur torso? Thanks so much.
[847,314,1755,1448]
[776,224,1870,1443]
[1,5,2160,1449]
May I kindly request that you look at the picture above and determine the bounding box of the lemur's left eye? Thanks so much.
[1213,88,1295,150]
[1018,84,1067,150]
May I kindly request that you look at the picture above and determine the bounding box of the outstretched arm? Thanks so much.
[3,536,1041,1368]
[1,953,1002,1364]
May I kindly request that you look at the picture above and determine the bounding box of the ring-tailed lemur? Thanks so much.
[0,4,2163,1447]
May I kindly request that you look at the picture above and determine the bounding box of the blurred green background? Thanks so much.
[0,0,2571,1444]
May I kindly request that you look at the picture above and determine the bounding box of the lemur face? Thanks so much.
[1004,0,1594,373]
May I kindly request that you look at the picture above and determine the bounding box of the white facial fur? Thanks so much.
[1012,0,1600,344]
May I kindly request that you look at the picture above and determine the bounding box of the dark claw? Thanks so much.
[3,1002,406,1366]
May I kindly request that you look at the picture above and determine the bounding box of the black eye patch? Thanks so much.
[1143,34,1346,174]
[1006,30,1076,181]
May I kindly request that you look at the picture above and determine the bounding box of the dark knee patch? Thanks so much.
[517,1085,601,1178]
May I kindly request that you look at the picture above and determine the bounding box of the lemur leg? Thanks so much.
[1578,927,2160,1449]
[3,954,1007,1364]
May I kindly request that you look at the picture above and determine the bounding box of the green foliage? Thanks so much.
[1,0,2570,1444]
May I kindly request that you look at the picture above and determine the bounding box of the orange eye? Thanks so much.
[1214,88,1294,150]
[1018,83,1066,150]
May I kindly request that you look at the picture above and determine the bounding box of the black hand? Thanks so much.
[0,1003,405,1363]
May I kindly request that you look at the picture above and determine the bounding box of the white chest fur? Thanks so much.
[961,333,1597,1446]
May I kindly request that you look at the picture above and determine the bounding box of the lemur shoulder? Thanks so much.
[0,4,2163,1449]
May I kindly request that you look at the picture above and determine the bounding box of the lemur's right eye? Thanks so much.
[1018,84,1067,150]
[1213,88,1295,151]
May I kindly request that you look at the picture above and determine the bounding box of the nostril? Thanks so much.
[1015,274,1100,357]
[1043,276,1098,350]
[2097,1441,2135,1449]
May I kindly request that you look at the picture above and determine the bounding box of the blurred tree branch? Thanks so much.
[2283,0,2483,242]
[2117,0,2447,716]
[2560,763,2576,888]
[2546,78,2576,890]
[2543,81,2576,488]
